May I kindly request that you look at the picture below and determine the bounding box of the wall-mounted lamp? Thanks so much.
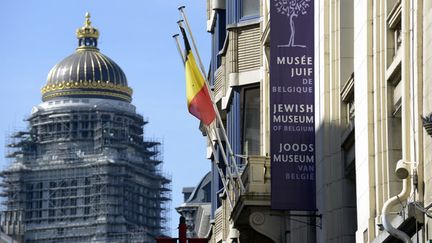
[395,159,410,180]
[421,113,432,137]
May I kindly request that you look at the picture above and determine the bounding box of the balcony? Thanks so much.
[231,156,271,221]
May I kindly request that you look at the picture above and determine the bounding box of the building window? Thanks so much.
[387,67,402,195]
[389,67,402,116]
[241,0,260,19]
[203,182,211,202]
[341,73,355,182]
[241,87,260,155]
[342,132,355,181]
[341,73,355,127]
[392,22,402,57]
[387,1,402,62]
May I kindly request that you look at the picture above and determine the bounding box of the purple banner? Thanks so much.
[270,0,316,210]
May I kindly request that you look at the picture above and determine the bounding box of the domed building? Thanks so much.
[0,13,170,243]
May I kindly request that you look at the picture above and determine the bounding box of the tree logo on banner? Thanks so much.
[273,0,311,48]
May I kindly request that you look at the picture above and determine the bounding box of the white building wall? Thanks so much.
[315,0,431,241]
[423,0,432,239]
[353,0,376,242]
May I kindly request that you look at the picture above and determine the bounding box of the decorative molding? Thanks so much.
[42,90,131,102]
[249,210,282,243]
[41,80,132,102]
[250,212,265,225]
[41,80,132,95]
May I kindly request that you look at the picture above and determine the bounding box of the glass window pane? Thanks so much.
[242,88,260,155]
[242,0,260,18]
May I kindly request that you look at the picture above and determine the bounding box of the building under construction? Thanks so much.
[0,13,170,243]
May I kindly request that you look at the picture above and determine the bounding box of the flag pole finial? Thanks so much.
[85,12,91,27]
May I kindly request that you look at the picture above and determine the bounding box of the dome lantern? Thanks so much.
[76,12,99,49]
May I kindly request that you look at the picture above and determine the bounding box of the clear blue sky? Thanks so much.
[0,0,211,235]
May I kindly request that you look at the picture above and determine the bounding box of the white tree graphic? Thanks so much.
[274,0,311,48]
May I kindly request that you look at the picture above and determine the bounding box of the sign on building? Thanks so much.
[270,0,316,211]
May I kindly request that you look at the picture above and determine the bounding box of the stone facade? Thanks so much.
[192,0,432,242]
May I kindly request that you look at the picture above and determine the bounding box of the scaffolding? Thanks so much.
[0,103,171,243]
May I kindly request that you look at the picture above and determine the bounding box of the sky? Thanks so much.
[0,0,211,235]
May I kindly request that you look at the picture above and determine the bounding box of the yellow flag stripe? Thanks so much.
[185,52,206,105]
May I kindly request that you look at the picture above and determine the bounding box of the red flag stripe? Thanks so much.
[188,86,216,126]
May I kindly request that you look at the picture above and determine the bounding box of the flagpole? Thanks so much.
[178,6,206,76]
[174,24,238,188]
[178,6,245,192]
[172,34,234,209]
[209,122,238,186]
[172,34,186,63]
[204,127,234,210]
[208,123,243,198]
[176,20,187,60]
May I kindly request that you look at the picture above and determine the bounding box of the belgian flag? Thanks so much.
[180,26,216,126]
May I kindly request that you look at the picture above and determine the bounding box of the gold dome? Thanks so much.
[41,13,132,102]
